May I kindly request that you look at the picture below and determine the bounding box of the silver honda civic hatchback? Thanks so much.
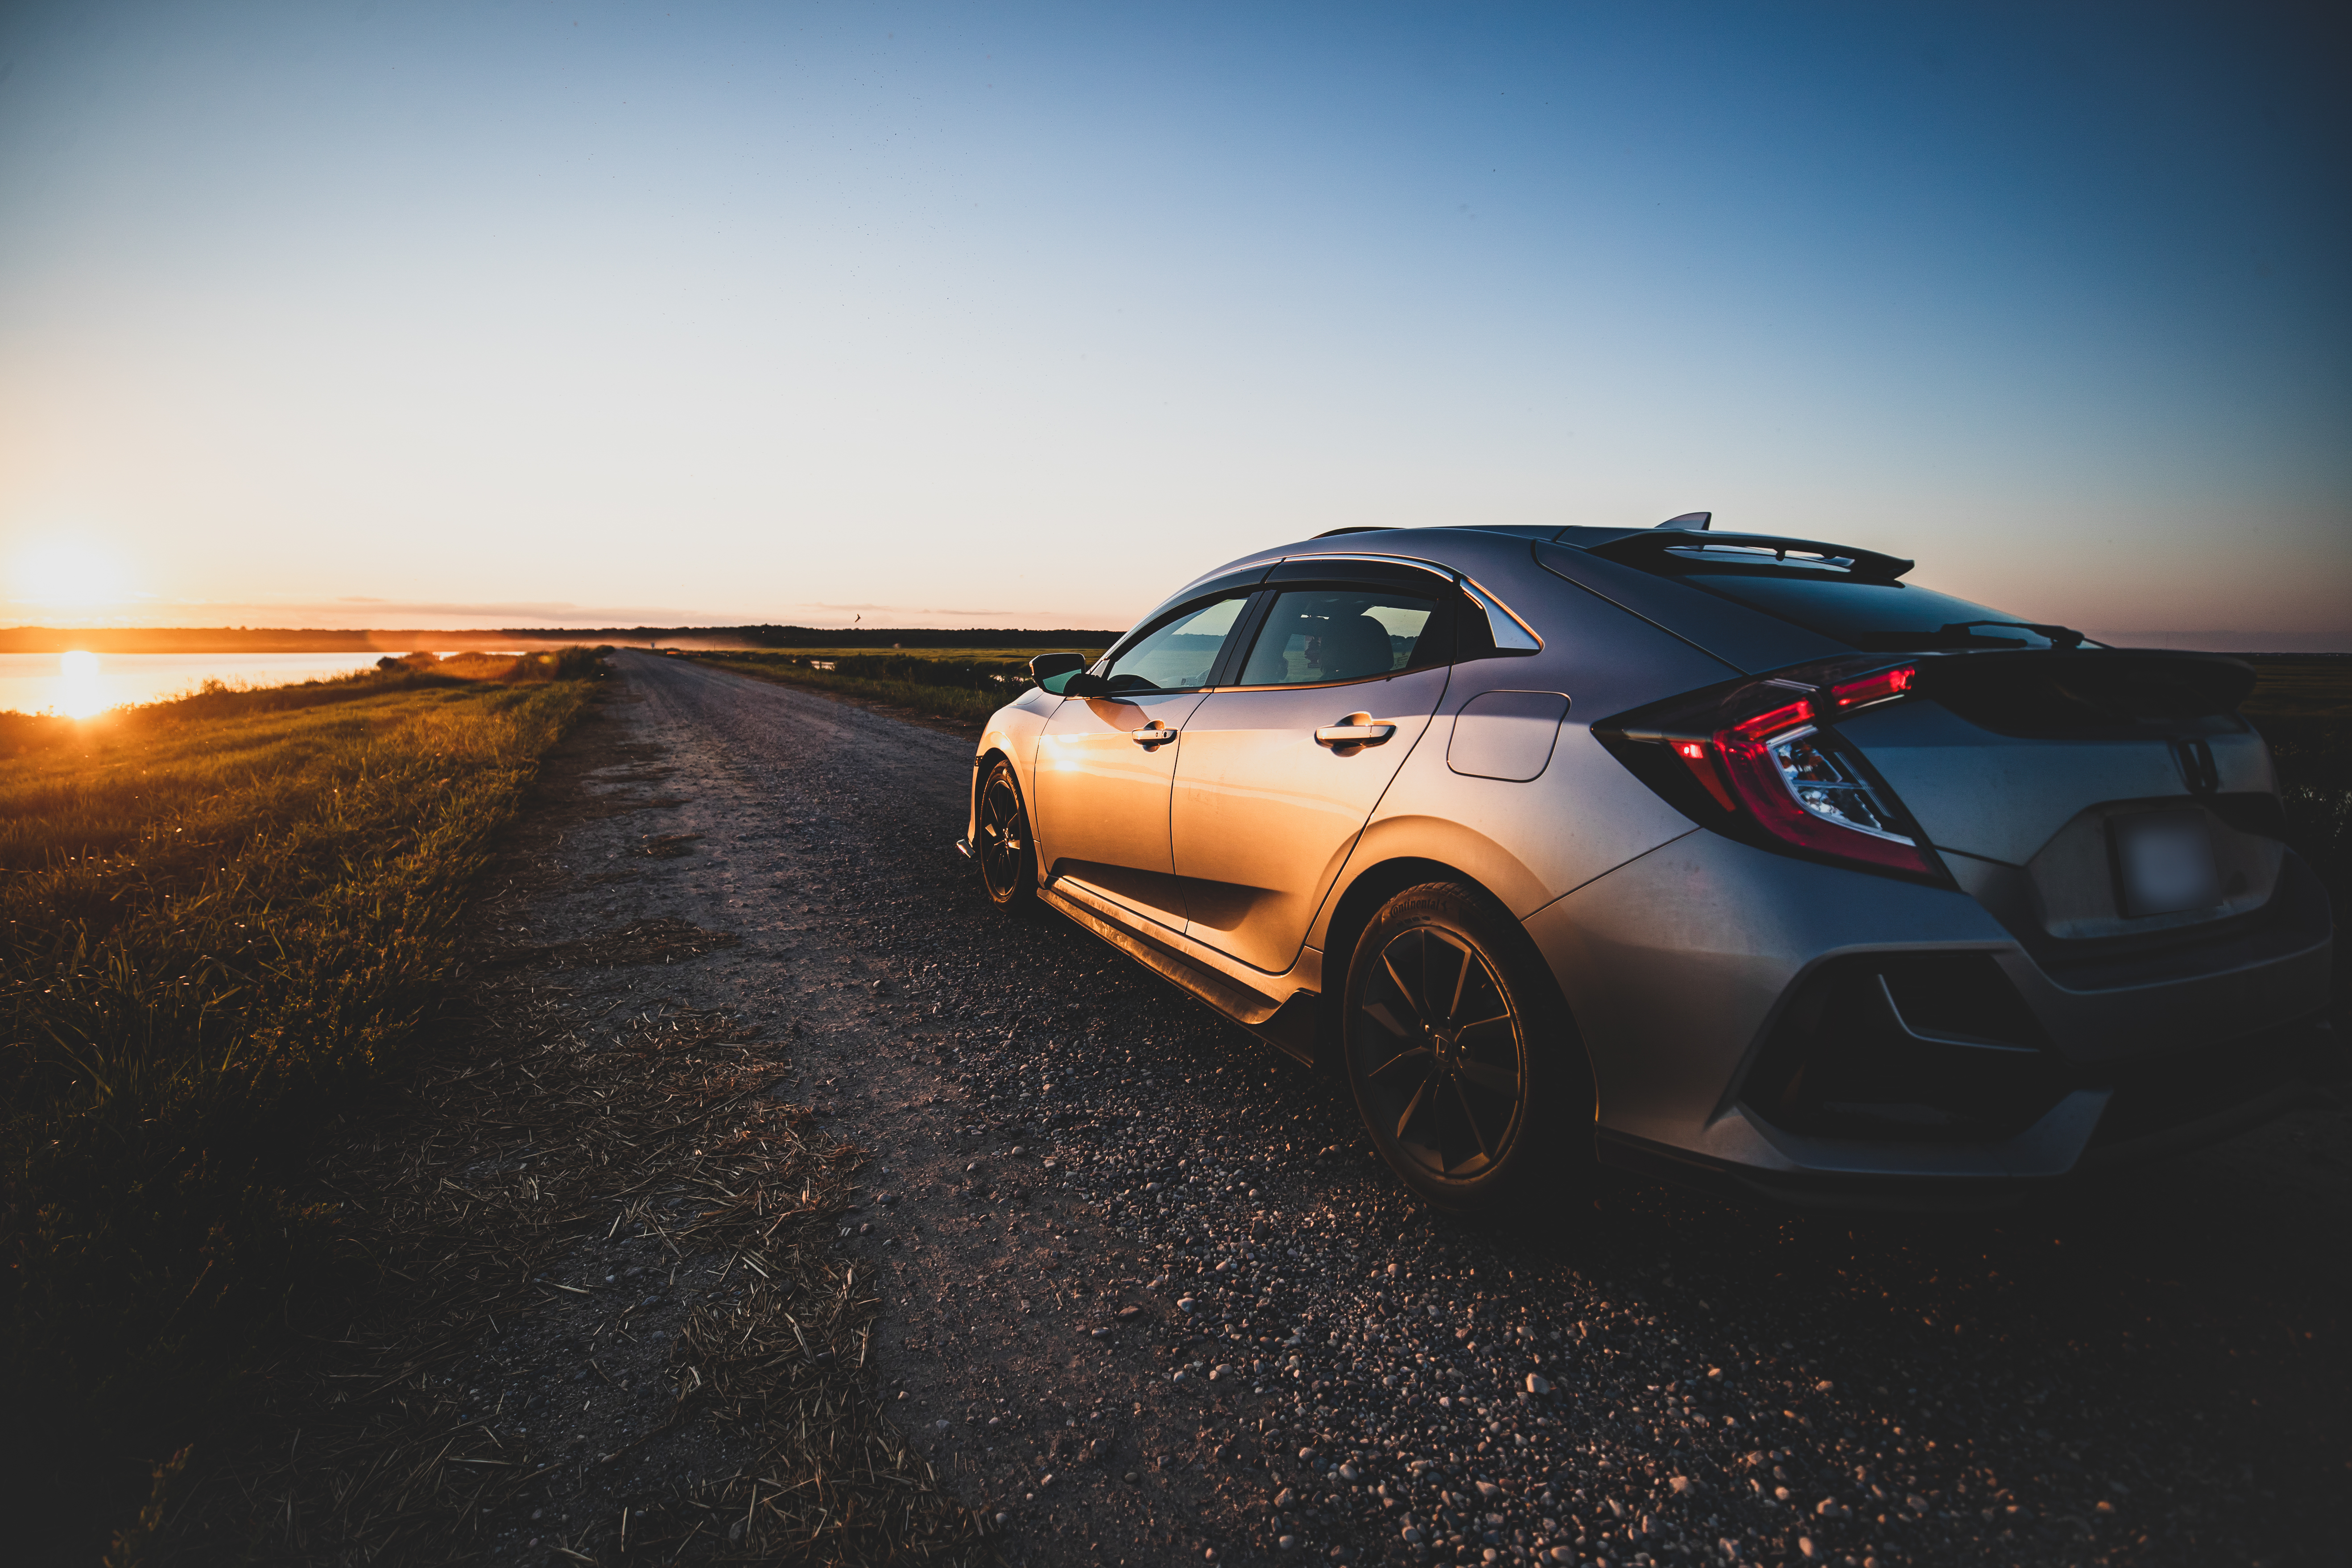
[958,518,2335,1212]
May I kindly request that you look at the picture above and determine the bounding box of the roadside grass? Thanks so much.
[0,651,604,1562]
[686,647,1107,727]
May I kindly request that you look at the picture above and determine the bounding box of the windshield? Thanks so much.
[1678,571,2089,651]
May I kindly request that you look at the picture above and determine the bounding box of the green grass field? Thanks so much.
[0,650,602,1560]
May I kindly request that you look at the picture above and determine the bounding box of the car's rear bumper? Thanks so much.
[1591,1011,2338,1212]
[1528,827,2336,1211]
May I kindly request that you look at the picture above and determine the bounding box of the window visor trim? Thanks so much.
[1459,576,1542,653]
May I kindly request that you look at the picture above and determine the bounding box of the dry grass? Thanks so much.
[155,968,987,1564]
[0,658,604,1562]
[479,915,741,971]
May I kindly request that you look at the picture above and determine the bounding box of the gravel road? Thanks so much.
[495,650,2348,1568]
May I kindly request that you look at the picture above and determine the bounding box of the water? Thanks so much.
[0,652,402,717]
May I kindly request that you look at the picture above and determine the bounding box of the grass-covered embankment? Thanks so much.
[0,649,604,1561]
[687,645,1108,725]
[2244,656,2352,965]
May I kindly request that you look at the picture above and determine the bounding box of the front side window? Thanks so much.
[1098,594,1252,692]
[1234,589,1438,687]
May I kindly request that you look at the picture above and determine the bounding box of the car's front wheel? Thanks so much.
[1342,881,1589,1214]
[974,756,1038,908]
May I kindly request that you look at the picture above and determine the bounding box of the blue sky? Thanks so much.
[0,0,2344,638]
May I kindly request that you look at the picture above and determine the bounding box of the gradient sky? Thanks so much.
[1,0,2345,639]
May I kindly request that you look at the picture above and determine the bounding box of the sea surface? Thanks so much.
[0,651,413,717]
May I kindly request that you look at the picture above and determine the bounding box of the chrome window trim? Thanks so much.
[1459,574,1544,653]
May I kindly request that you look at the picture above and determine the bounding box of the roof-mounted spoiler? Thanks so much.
[1591,529,1916,582]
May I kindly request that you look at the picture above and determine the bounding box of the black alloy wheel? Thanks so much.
[1343,881,1583,1212]
[975,757,1038,907]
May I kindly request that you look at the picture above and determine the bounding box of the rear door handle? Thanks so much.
[1315,719,1397,748]
[1130,724,1178,748]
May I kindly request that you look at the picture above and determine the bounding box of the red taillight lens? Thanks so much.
[1599,659,1940,881]
[1725,698,1815,745]
[1673,738,1737,811]
[1713,718,1938,877]
[1830,663,1917,711]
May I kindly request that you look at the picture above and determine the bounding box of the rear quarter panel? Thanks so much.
[1306,538,1742,940]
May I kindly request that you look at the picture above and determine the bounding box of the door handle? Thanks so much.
[1130,724,1178,748]
[1315,716,1397,748]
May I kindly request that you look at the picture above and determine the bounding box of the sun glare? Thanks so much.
[57,650,108,718]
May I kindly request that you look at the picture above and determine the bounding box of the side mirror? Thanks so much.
[1029,651,1092,696]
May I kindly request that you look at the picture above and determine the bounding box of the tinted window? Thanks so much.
[1235,589,1437,687]
[1099,595,1251,692]
[1680,571,2079,651]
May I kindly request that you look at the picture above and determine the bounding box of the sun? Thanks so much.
[11,540,133,607]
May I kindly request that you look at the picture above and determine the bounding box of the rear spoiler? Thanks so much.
[1572,527,1917,583]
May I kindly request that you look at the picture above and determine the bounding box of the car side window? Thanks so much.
[1232,588,1439,687]
[1098,594,1253,693]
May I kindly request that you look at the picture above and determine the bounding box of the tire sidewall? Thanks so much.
[978,757,1038,908]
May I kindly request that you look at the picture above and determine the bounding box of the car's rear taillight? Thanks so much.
[1598,659,1943,881]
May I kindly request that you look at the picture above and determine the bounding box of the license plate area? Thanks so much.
[2110,808,2221,918]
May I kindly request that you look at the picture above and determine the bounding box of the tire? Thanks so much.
[1341,881,1591,1214]
[973,756,1039,909]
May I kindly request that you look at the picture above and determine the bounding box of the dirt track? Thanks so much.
[257,650,2346,1567]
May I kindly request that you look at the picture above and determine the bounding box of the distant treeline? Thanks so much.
[733,625,1124,650]
[0,625,1125,654]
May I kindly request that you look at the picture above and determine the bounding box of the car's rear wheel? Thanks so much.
[1342,881,1588,1214]
[975,757,1038,908]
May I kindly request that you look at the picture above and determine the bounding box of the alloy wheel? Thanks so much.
[975,762,1033,905]
[1352,923,1529,1183]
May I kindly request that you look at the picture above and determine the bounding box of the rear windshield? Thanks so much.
[1676,570,2081,652]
